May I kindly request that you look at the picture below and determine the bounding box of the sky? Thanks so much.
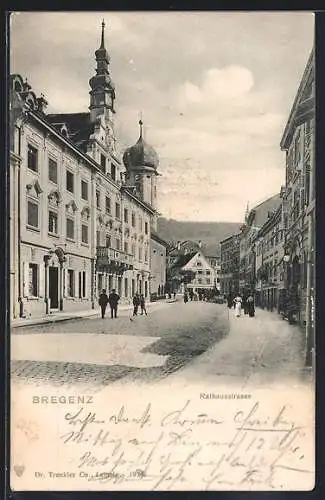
[10,11,314,222]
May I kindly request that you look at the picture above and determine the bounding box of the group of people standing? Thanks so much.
[183,289,209,303]
[227,293,255,318]
[98,289,147,319]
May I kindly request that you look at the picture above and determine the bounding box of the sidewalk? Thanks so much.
[166,306,313,388]
[11,298,177,329]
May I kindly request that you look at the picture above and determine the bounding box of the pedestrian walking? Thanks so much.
[189,290,194,301]
[227,293,233,309]
[243,295,249,315]
[108,289,120,318]
[233,295,242,317]
[140,294,147,315]
[133,294,140,316]
[184,292,189,303]
[247,294,255,317]
[98,289,109,319]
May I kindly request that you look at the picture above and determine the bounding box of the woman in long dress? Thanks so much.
[233,295,242,317]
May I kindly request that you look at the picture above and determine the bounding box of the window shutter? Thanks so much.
[84,271,87,298]
[75,271,78,298]
[23,262,29,297]
[64,269,68,297]
[39,263,45,297]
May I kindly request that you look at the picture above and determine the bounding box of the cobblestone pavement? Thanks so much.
[11,302,312,391]
[11,301,229,389]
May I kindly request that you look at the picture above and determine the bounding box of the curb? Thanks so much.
[11,300,178,329]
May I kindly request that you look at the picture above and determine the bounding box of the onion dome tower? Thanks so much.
[89,20,115,122]
[123,119,159,210]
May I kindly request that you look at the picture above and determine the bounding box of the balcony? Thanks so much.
[96,246,134,274]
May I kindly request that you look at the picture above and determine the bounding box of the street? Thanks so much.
[11,300,311,390]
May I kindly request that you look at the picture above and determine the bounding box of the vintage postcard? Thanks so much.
[9,11,315,491]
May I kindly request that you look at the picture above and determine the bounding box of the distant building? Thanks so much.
[220,233,240,295]
[174,251,217,295]
[150,232,168,298]
[239,194,282,296]
[206,256,221,291]
[254,202,286,312]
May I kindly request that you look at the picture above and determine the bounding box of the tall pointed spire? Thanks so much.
[139,118,143,140]
[245,201,250,223]
[89,20,115,121]
[100,19,105,49]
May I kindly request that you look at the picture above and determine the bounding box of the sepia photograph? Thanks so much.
[9,11,315,491]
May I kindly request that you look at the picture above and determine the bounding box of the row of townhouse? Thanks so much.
[9,22,167,319]
[220,48,315,364]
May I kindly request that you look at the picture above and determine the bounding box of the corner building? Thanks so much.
[9,22,161,318]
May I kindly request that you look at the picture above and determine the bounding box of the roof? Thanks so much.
[256,204,282,238]
[47,113,95,151]
[247,193,281,231]
[280,48,314,150]
[151,231,169,247]
[171,252,197,268]
[220,232,241,246]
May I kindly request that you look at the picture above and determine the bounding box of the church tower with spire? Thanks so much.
[89,20,116,123]
[123,119,160,229]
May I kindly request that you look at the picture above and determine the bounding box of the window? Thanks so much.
[145,250,148,262]
[145,221,148,235]
[66,171,74,192]
[81,180,88,200]
[124,241,128,254]
[68,269,75,297]
[96,231,101,247]
[48,210,58,234]
[124,278,128,297]
[66,218,74,239]
[206,278,211,284]
[131,212,136,228]
[206,270,211,275]
[197,270,203,275]
[48,158,57,183]
[81,224,88,244]
[124,208,129,223]
[131,243,136,257]
[139,217,143,232]
[197,261,202,267]
[28,144,38,172]
[111,164,116,181]
[106,234,111,248]
[139,247,143,261]
[28,263,38,296]
[96,190,101,209]
[105,196,111,214]
[27,201,39,228]
[115,202,121,219]
[116,239,120,250]
[100,154,106,173]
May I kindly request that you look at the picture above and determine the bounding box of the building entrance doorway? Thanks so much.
[49,267,59,309]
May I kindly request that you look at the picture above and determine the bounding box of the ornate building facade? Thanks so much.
[254,202,286,312]
[239,194,281,296]
[9,22,162,319]
[280,49,315,351]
